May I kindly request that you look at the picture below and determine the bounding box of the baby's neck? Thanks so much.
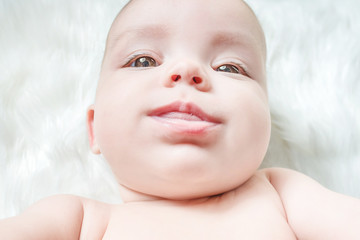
[119,185,223,206]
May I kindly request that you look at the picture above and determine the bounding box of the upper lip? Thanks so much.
[148,101,221,123]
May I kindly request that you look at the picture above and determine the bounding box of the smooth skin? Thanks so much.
[1,0,359,239]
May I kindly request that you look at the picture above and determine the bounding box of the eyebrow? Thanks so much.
[210,30,256,49]
[107,24,170,50]
[106,24,261,62]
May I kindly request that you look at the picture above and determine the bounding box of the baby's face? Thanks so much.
[88,0,270,200]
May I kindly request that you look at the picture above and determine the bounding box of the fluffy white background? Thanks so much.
[0,0,359,219]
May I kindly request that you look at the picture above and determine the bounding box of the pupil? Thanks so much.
[220,65,230,72]
[139,57,149,67]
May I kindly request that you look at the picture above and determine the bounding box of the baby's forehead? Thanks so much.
[110,1,264,42]
[104,0,266,68]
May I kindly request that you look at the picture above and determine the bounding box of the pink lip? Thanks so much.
[147,101,221,134]
[148,101,221,123]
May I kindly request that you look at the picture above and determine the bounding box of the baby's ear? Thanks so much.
[86,105,101,154]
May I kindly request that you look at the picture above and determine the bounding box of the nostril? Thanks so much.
[171,74,181,81]
[193,76,202,84]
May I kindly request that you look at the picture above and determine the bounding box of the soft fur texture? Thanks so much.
[0,0,359,218]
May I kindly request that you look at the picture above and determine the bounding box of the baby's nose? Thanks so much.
[164,60,211,92]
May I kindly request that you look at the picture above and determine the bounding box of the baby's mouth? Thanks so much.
[158,112,203,121]
[147,101,221,135]
[148,101,221,123]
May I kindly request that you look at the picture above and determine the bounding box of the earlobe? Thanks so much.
[86,105,101,154]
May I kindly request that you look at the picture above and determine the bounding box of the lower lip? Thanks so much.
[150,116,220,135]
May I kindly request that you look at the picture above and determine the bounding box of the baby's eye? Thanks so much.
[216,64,240,74]
[130,56,158,67]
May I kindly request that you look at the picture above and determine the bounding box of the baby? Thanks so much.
[1,0,360,239]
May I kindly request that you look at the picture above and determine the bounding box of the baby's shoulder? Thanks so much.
[257,167,360,239]
[22,194,85,224]
[25,194,113,239]
[31,194,115,239]
[256,167,319,190]
[80,196,113,239]
[255,167,341,204]
[256,167,341,199]
[0,194,85,239]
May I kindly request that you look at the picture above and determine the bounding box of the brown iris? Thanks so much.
[217,64,240,74]
[132,56,157,67]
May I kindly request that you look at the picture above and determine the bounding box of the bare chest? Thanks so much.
[102,194,296,239]
[81,175,297,239]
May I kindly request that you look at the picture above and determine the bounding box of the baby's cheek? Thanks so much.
[225,87,270,158]
[93,101,124,150]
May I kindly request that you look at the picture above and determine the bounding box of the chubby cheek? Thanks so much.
[93,83,144,163]
[93,76,166,185]
[221,83,271,177]
[94,104,128,163]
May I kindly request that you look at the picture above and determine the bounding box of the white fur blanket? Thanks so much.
[1,0,359,218]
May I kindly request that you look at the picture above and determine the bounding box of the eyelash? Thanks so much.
[123,54,250,77]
